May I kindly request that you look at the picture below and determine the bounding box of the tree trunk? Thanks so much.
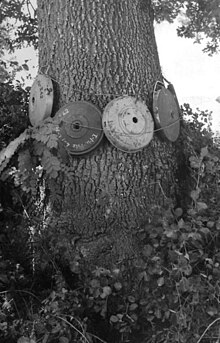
[37,0,179,268]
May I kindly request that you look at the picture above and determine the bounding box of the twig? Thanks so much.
[0,289,41,303]
[26,0,32,17]
[58,313,107,343]
[26,0,36,14]
[15,191,30,220]
[52,315,90,343]
[88,332,107,343]
[197,317,220,343]
[12,298,20,319]
[146,181,168,199]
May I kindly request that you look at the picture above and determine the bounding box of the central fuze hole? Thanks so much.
[132,117,138,123]
[73,122,80,130]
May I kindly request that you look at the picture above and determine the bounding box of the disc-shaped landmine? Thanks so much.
[153,81,180,142]
[54,101,103,155]
[29,74,54,126]
[102,96,154,153]
[167,82,181,115]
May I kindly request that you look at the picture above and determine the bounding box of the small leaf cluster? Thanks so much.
[0,118,64,198]
[1,0,38,51]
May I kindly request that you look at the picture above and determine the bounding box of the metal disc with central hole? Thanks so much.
[54,101,103,155]
[29,74,54,126]
[102,96,154,153]
[153,82,180,142]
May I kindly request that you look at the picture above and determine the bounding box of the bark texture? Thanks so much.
[37,0,179,267]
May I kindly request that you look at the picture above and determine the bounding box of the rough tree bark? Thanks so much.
[37,0,179,268]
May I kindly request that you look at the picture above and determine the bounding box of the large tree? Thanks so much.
[36,0,180,269]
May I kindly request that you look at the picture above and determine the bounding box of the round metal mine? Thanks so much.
[55,101,103,155]
[153,83,180,142]
[29,74,54,126]
[102,96,154,153]
[167,83,181,114]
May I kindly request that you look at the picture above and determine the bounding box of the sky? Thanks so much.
[12,18,220,132]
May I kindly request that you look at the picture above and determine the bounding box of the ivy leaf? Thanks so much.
[154,308,162,319]
[130,313,138,321]
[139,271,150,282]
[174,207,183,218]
[199,227,210,235]
[207,221,215,229]
[207,306,218,316]
[51,323,61,334]
[41,150,61,178]
[128,295,136,303]
[17,337,32,343]
[189,156,200,169]
[197,202,208,212]
[46,134,58,149]
[164,228,178,239]
[33,142,45,156]
[18,149,32,172]
[100,286,111,298]
[216,220,220,231]
[93,267,111,277]
[110,315,119,323]
[157,277,165,287]
[200,146,208,159]
[114,282,122,291]
[90,279,100,288]
[187,209,197,216]
[0,274,9,284]
[190,188,201,202]
[188,232,202,241]
[142,244,153,257]
[178,218,185,229]
[178,277,190,293]
[129,303,138,311]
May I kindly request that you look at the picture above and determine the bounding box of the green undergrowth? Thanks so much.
[0,97,220,342]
